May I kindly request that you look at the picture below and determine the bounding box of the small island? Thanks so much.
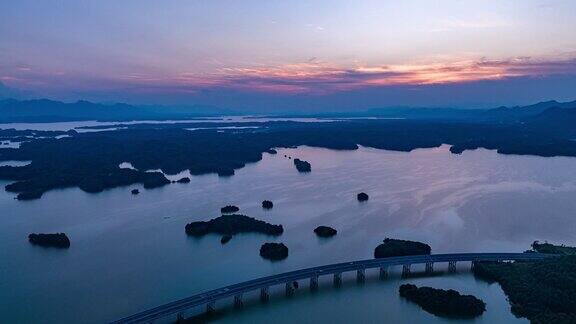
[185,214,283,237]
[293,158,311,173]
[262,200,273,209]
[220,234,232,244]
[399,284,486,318]
[259,242,289,261]
[314,226,337,238]
[374,238,431,258]
[176,177,191,184]
[357,192,369,202]
[131,189,140,195]
[220,205,240,214]
[28,233,71,248]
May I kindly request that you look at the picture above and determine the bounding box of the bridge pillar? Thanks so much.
[470,261,478,270]
[206,300,216,314]
[402,264,411,277]
[260,287,270,302]
[310,276,319,291]
[234,294,243,308]
[379,267,388,280]
[333,273,342,287]
[176,312,185,323]
[285,282,295,297]
[425,262,434,274]
[448,261,457,273]
[356,268,366,283]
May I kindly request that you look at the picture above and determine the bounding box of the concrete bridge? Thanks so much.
[111,252,555,323]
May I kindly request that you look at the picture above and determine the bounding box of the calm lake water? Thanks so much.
[2,145,576,323]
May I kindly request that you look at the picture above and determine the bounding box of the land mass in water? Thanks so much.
[28,233,71,248]
[185,215,283,238]
[314,226,337,238]
[399,284,486,318]
[293,158,311,173]
[259,242,289,261]
[220,205,240,214]
[374,238,431,258]
[473,242,576,323]
[262,200,273,209]
[2,100,576,200]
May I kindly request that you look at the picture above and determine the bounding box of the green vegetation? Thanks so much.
[28,233,71,248]
[314,226,337,238]
[259,242,288,261]
[531,241,576,255]
[185,214,283,237]
[4,114,576,200]
[293,158,311,173]
[474,244,576,323]
[220,205,239,214]
[357,192,369,201]
[262,200,273,209]
[399,284,485,318]
[374,238,431,258]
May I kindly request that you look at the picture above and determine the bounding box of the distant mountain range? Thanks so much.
[0,98,238,123]
[0,96,574,123]
[266,100,576,122]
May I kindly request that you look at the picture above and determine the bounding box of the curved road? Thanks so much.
[112,252,555,323]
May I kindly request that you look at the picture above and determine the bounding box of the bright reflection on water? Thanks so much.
[2,145,576,323]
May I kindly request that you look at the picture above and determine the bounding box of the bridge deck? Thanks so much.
[111,252,554,323]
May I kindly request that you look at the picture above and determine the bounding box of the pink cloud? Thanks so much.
[2,56,576,98]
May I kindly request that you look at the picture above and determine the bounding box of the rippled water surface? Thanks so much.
[2,145,576,323]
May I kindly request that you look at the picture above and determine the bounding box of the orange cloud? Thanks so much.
[158,57,575,94]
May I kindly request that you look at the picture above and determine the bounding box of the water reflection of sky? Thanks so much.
[0,145,573,323]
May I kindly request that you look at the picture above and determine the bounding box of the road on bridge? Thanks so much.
[111,252,555,324]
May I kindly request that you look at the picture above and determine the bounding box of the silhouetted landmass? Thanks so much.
[131,189,140,195]
[16,191,43,200]
[28,233,70,248]
[399,284,486,318]
[3,106,576,200]
[531,241,576,255]
[262,200,273,209]
[185,214,283,237]
[357,192,369,201]
[374,238,431,258]
[474,255,576,323]
[294,158,311,172]
[0,98,234,123]
[220,205,239,214]
[2,97,574,123]
[314,226,337,238]
[176,177,191,184]
[259,242,288,261]
[220,235,232,244]
[217,169,234,177]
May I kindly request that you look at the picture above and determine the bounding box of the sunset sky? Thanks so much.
[1,0,575,112]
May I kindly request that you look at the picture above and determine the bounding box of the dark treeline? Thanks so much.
[185,214,283,238]
[2,105,576,200]
[374,238,431,258]
[28,233,71,248]
[474,256,576,323]
[399,284,486,318]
